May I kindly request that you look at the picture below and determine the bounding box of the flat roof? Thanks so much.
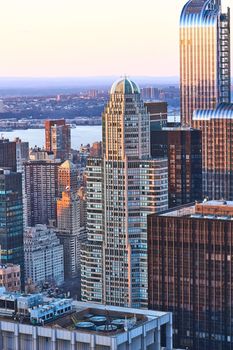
[158,200,233,220]
[47,301,170,336]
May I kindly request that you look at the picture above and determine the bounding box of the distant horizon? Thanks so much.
[0,0,231,77]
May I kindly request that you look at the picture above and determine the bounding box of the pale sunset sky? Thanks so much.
[0,0,232,77]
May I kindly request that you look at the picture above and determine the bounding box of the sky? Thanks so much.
[0,0,232,78]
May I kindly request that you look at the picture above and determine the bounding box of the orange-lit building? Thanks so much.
[0,264,21,292]
[57,191,81,279]
[89,141,102,157]
[58,160,78,195]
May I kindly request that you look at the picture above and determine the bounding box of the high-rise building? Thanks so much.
[151,127,202,207]
[45,119,71,161]
[81,78,168,308]
[0,169,24,268]
[24,160,60,226]
[180,0,231,126]
[24,224,64,287]
[148,200,233,350]
[193,103,233,200]
[15,138,29,228]
[56,190,81,279]
[77,186,87,229]
[14,138,29,173]
[89,141,102,157]
[141,87,160,100]
[81,158,103,303]
[145,101,168,129]
[0,138,17,172]
[58,160,78,196]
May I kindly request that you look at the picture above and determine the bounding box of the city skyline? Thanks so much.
[0,0,232,78]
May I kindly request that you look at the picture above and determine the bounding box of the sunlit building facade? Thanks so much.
[193,103,233,200]
[81,78,168,308]
[58,160,78,196]
[56,190,81,279]
[180,0,231,126]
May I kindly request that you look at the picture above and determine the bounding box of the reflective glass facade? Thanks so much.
[180,0,231,126]
[193,103,233,200]
[0,170,23,270]
[151,127,202,207]
[148,201,233,350]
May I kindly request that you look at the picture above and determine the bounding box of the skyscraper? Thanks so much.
[45,119,71,161]
[180,0,231,126]
[58,160,78,196]
[81,78,168,308]
[24,225,64,287]
[24,160,61,226]
[56,190,81,279]
[148,200,233,350]
[193,104,233,200]
[0,138,17,172]
[151,127,202,207]
[0,169,24,268]
[145,101,168,130]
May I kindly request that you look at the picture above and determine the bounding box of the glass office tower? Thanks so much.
[180,0,231,126]
[0,169,24,267]
[81,78,168,308]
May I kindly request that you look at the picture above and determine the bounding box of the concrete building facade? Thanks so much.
[24,224,64,287]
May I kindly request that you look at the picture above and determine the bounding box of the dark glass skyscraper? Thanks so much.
[151,127,202,207]
[148,200,233,350]
[180,0,231,126]
[0,138,17,172]
[0,169,24,267]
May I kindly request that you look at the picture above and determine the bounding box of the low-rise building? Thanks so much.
[0,264,21,292]
[0,290,174,350]
[24,224,64,287]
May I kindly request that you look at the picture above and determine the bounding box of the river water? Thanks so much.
[1,125,102,149]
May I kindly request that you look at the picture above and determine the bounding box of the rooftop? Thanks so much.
[59,160,75,169]
[158,200,233,220]
[0,288,171,338]
[193,103,233,121]
[110,78,140,95]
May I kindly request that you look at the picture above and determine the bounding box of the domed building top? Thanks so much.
[110,77,140,95]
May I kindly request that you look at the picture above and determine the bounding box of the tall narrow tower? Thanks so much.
[45,119,71,161]
[180,0,231,126]
[81,78,168,308]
